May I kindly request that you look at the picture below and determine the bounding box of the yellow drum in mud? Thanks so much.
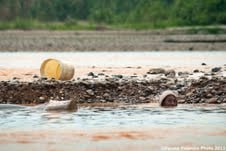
[40,58,74,80]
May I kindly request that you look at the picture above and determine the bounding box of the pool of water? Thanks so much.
[0,51,225,68]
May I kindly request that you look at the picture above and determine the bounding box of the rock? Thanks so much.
[33,75,39,78]
[41,77,48,80]
[88,72,95,77]
[178,71,189,77]
[223,98,226,103]
[100,99,106,103]
[211,67,221,72]
[193,69,199,73]
[12,77,19,80]
[201,63,207,66]
[103,93,110,98]
[178,99,186,103]
[39,96,45,101]
[93,75,99,78]
[165,69,176,78]
[147,68,165,74]
[98,73,105,76]
[112,75,123,79]
[131,75,138,78]
[86,89,94,95]
[206,93,213,98]
[207,98,218,104]
[176,84,184,89]
[139,97,146,101]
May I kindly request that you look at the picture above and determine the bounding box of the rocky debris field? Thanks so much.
[0,66,225,105]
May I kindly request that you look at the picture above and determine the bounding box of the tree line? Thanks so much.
[0,0,225,27]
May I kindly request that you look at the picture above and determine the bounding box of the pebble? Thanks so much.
[193,69,199,73]
[201,63,207,66]
[147,68,165,74]
[178,71,189,77]
[12,77,19,80]
[139,97,146,101]
[112,75,123,79]
[165,69,176,78]
[86,89,94,95]
[41,77,48,80]
[207,98,218,104]
[88,72,95,77]
[33,75,39,78]
[103,93,110,98]
[98,73,105,76]
[206,93,213,98]
[211,67,221,72]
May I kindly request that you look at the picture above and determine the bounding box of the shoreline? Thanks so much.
[0,30,226,51]
[0,66,225,105]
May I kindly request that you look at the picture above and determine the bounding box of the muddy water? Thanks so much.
[0,104,226,151]
[0,51,226,68]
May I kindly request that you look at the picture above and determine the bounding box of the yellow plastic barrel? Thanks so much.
[40,58,74,80]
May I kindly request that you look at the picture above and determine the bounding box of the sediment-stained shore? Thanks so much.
[0,67,225,105]
[0,30,226,51]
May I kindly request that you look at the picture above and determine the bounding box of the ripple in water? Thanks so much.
[0,104,226,131]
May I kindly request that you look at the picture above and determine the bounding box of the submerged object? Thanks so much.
[0,100,77,111]
[45,100,77,111]
[159,90,178,107]
[40,58,74,80]
[0,104,28,109]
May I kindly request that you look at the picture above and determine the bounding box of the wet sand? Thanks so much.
[0,126,226,151]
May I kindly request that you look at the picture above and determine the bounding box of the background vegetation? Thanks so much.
[0,0,225,30]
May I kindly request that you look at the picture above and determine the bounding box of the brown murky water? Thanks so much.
[0,104,226,151]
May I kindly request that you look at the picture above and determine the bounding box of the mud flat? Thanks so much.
[0,66,225,105]
[0,30,226,51]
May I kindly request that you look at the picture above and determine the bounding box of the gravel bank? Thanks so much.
[0,67,225,105]
[0,30,226,51]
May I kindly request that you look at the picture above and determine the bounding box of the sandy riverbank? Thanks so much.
[0,30,226,51]
[1,126,225,151]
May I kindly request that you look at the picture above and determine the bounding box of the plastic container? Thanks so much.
[40,58,74,80]
[159,90,177,106]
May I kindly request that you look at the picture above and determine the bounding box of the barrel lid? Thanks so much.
[159,90,177,106]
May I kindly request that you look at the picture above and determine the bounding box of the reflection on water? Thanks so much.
[0,104,226,131]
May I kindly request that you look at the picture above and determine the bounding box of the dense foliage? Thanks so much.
[0,0,225,29]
